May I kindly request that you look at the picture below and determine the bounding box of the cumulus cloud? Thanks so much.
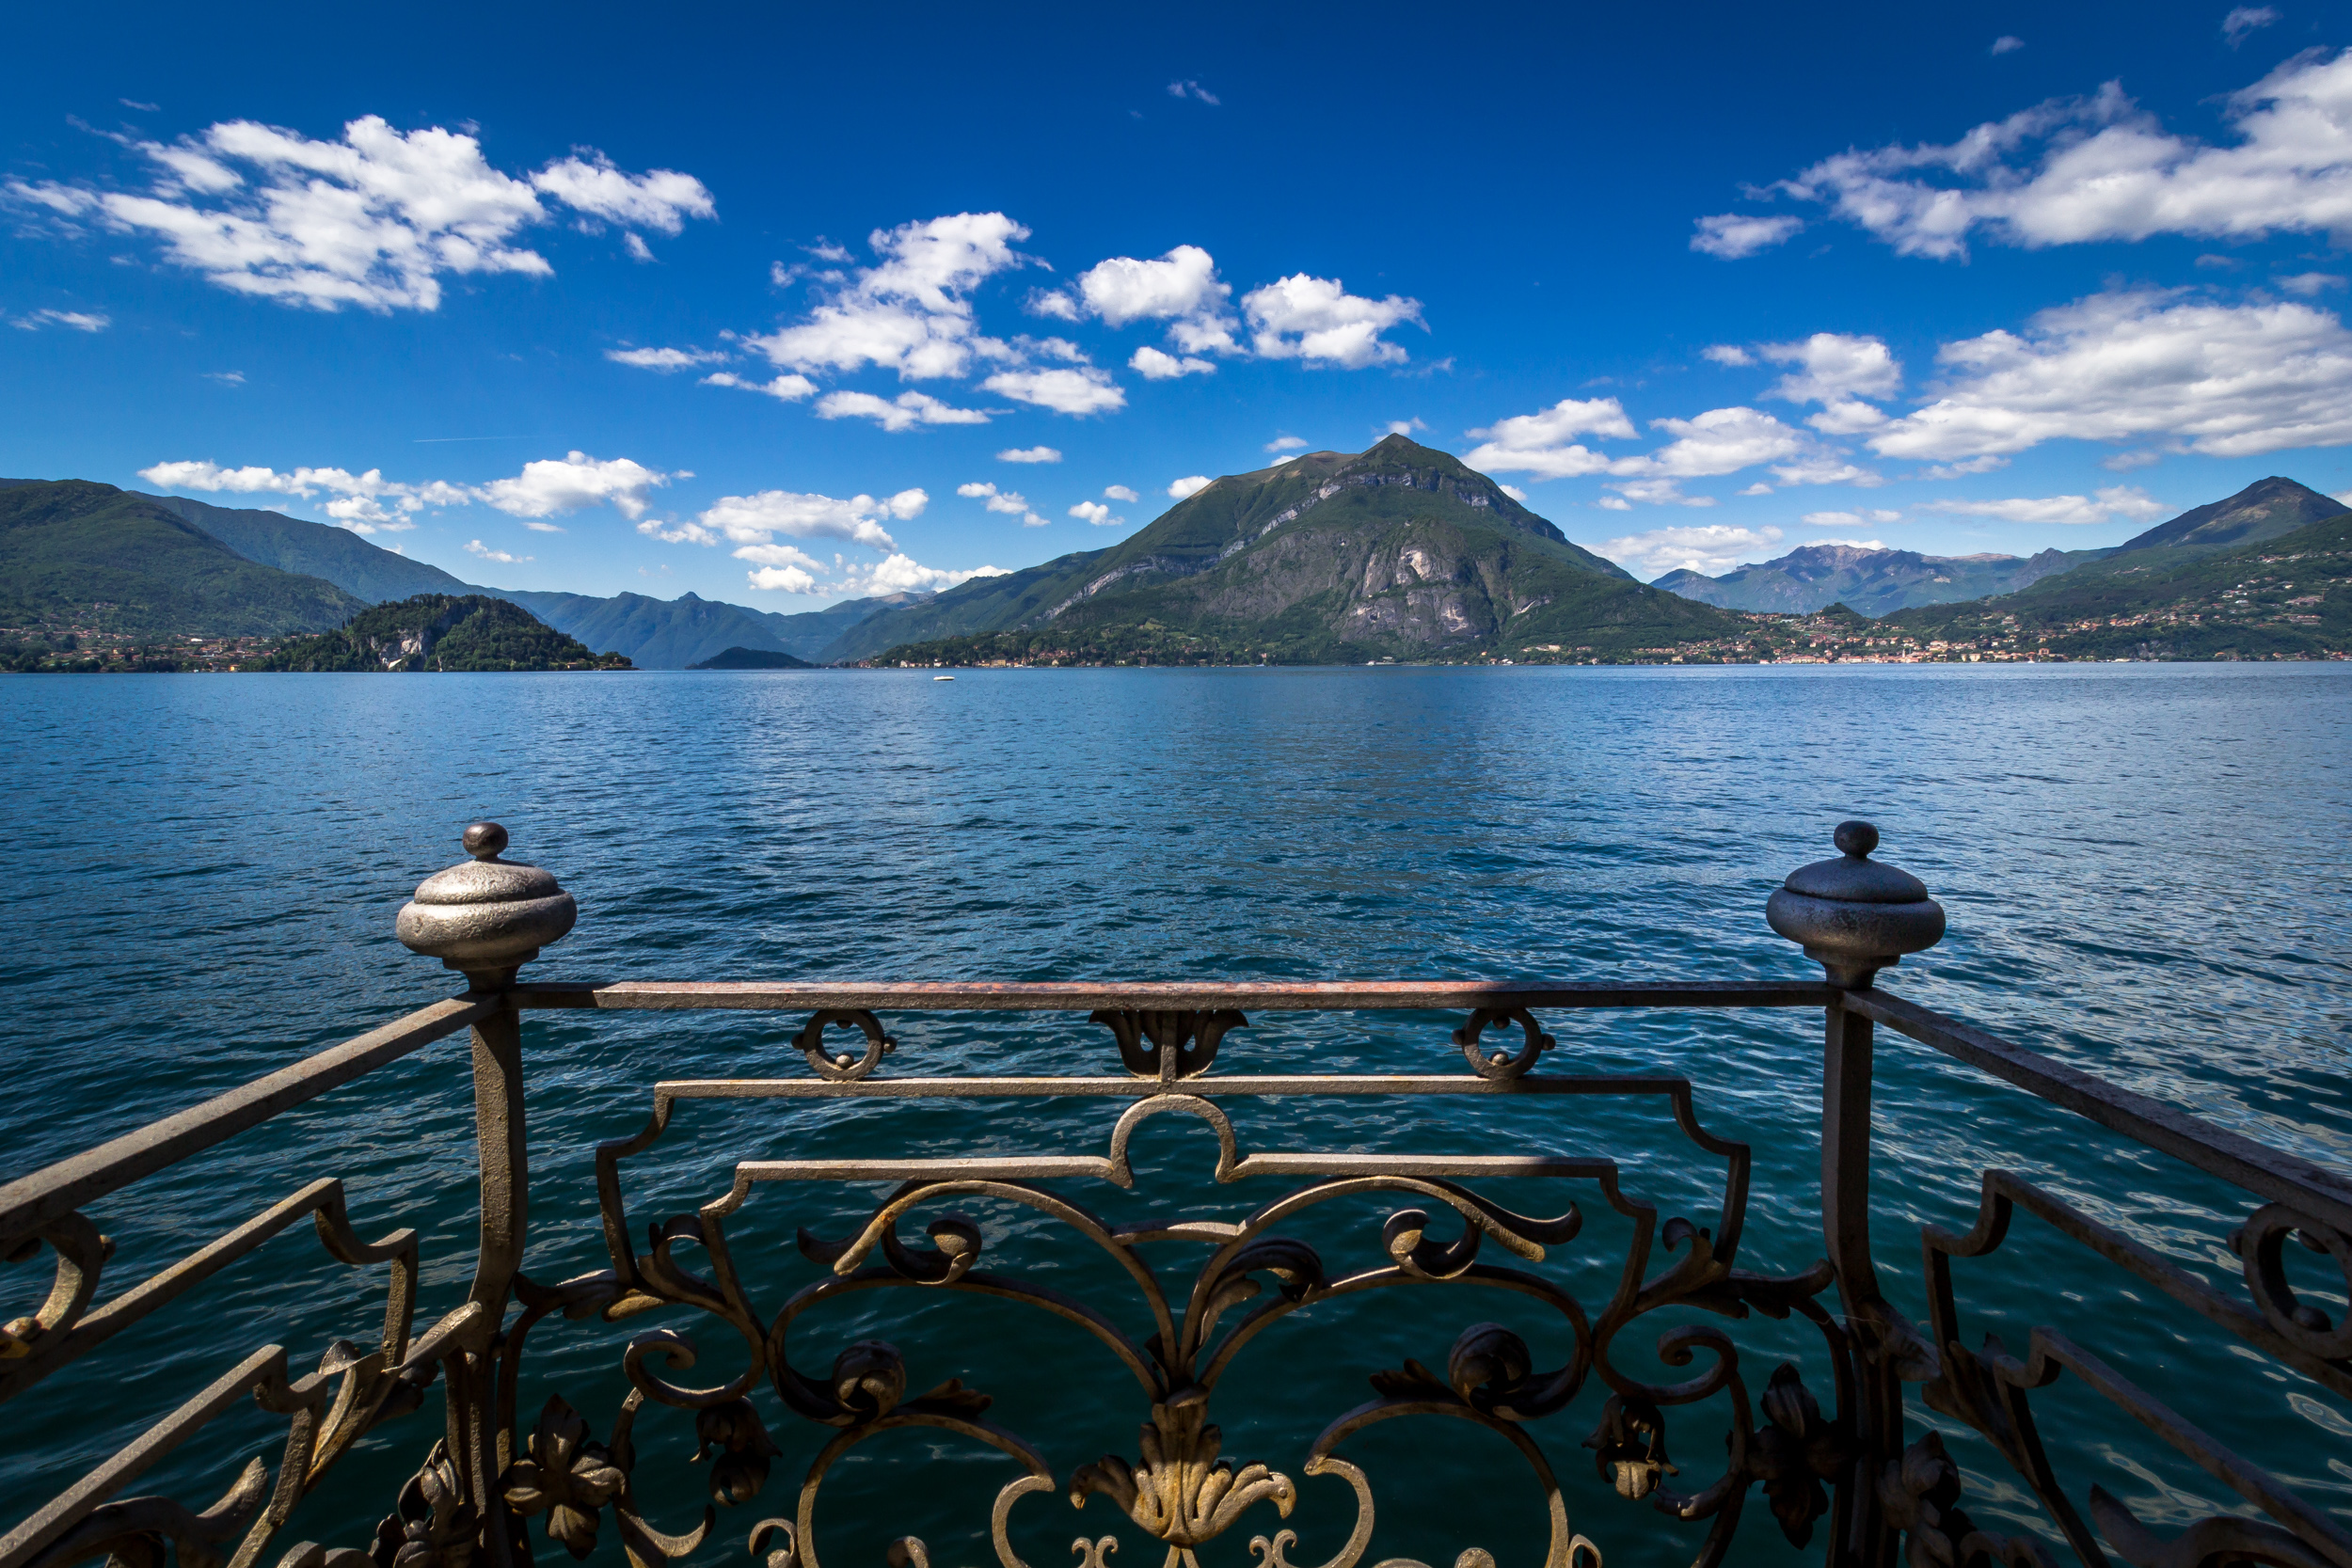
[1132,345,1216,379]
[1104,484,1140,501]
[14,309,110,331]
[1168,475,1213,499]
[465,539,535,564]
[642,486,930,592]
[1598,524,1788,577]
[1921,454,2010,477]
[1625,406,1810,479]
[1762,332,1902,401]
[1069,499,1122,526]
[2279,272,2347,295]
[1053,245,1240,356]
[1744,51,2352,260]
[744,212,1027,380]
[1991,35,2026,55]
[982,366,1126,415]
[996,445,1060,463]
[1702,344,1756,366]
[478,451,669,519]
[7,116,715,311]
[1498,483,1529,502]
[1871,290,2352,459]
[956,480,1047,525]
[1691,214,1803,259]
[1266,436,1310,451]
[607,345,726,371]
[2222,6,2280,46]
[135,456,485,532]
[1461,397,1639,478]
[1611,478,1717,507]
[834,554,1010,597]
[703,371,818,401]
[817,388,990,429]
[1920,486,2168,525]
[1803,509,1903,527]
[1243,274,1423,368]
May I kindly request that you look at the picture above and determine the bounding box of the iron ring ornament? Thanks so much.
[14,820,2352,1568]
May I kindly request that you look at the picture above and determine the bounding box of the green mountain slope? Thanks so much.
[835,436,1728,664]
[255,594,631,671]
[133,491,479,601]
[1657,543,2102,616]
[1881,508,2352,658]
[2108,475,2344,554]
[0,481,366,636]
[688,646,814,669]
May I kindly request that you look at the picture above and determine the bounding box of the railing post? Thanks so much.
[1770,821,1945,1568]
[397,821,576,1551]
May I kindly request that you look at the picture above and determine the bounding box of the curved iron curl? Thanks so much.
[2240,1203,2352,1360]
[0,1211,108,1358]
[1454,1008,1553,1081]
[785,1406,1056,1568]
[1645,1326,1755,1519]
[609,1386,720,1562]
[794,1010,895,1082]
[626,1327,763,1411]
[496,1271,628,1464]
[24,1458,271,1568]
[1308,1394,1586,1568]
[1091,1007,1248,1081]
[1248,1456,1375,1568]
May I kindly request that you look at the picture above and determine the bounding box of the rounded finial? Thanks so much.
[399,822,573,987]
[1833,820,1879,858]
[463,821,508,861]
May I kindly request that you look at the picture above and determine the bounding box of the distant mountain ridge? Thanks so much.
[829,436,1725,663]
[0,479,925,666]
[1658,543,2094,616]
[2107,475,2344,553]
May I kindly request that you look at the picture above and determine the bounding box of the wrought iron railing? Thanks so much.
[3,820,2348,1568]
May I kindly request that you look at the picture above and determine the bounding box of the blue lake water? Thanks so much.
[2,664,2348,1565]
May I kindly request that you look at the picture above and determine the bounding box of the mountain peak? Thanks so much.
[2115,475,2347,554]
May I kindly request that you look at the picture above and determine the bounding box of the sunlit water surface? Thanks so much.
[2,664,2347,1566]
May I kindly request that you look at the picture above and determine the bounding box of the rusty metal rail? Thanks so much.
[2,819,2344,1568]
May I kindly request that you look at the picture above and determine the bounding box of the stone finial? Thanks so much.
[1766,820,1946,989]
[396,821,576,987]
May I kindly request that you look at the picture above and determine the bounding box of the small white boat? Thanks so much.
[933,674,955,681]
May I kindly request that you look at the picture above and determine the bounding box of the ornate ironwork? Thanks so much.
[3,820,2347,1568]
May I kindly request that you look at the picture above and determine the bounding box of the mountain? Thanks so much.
[255,594,631,671]
[688,646,814,669]
[133,491,478,602]
[2108,475,2345,555]
[830,436,1740,663]
[4,477,924,668]
[1656,543,2098,616]
[1880,505,2352,658]
[0,480,367,636]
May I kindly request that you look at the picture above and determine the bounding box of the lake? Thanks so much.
[3,663,2347,1566]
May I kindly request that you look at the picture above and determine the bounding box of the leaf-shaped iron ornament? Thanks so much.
[1071,1385,1296,1546]
[692,1397,783,1505]
[371,1442,478,1568]
[1585,1394,1677,1501]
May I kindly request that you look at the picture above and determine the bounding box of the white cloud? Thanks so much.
[521,521,563,532]
[1461,397,1639,478]
[2102,450,2164,470]
[1266,436,1310,451]
[205,371,244,385]
[1104,484,1140,501]
[1691,214,1803,259]
[1168,475,1213,499]
[1630,406,1808,478]
[1991,35,2025,55]
[1498,483,1529,502]
[1921,455,2010,477]
[478,451,669,520]
[703,371,818,401]
[1598,524,1787,577]
[1168,80,1221,105]
[134,457,471,532]
[1921,485,2168,525]
[16,309,110,331]
[2279,272,2347,295]
[623,232,655,263]
[7,116,714,312]
[981,366,1125,415]
[464,538,531,563]
[997,445,1060,463]
[1803,509,1903,527]
[1737,482,1773,496]
[816,388,990,430]
[1702,344,1755,365]
[2222,7,2280,46]
[955,480,1045,524]
[607,345,725,371]
[1595,496,1633,511]
[1384,418,1428,436]
[1761,333,1902,403]
[1058,245,1240,356]
[529,152,714,235]
[1763,51,2352,260]
[1873,290,2352,459]
[659,489,919,562]
[1070,499,1125,526]
[744,212,1027,380]
[1132,345,1216,379]
[1242,274,1423,368]
[1611,478,1717,507]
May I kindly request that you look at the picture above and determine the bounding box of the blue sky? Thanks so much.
[8,0,2352,601]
